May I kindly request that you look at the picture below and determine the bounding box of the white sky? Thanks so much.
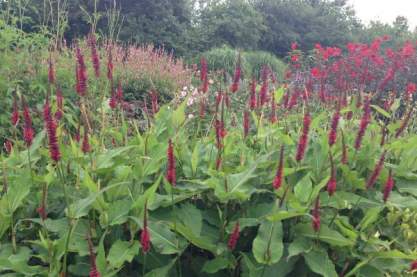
[349,0,417,29]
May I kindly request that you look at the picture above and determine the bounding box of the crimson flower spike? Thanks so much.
[75,45,88,96]
[150,90,159,114]
[249,79,257,110]
[228,221,240,251]
[21,96,34,147]
[395,108,413,138]
[87,232,101,277]
[44,99,61,162]
[354,96,371,150]
[11,95,19,126]
[166,139,176,186]
[89,33,100,78]
[295,111,311,162]
[326,153,337,196]
[366,150,387,189]
[109,87,117,110]
[312,196,320,232]
[383,170,394,203]
[328,104,340,147]
[140,202,151,254]
[243,111,250,138]
[37,185,48,221]
[82,128,91,154]
[273,145,285,190]
[410,260,417,272]
[107,46,114,81]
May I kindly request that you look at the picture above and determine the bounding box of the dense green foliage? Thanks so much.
[2,0,417,58]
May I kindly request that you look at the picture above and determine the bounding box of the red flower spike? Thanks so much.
[395,109,413,138]
[44,100,61,162]
[109,88,117,110]
[406,82,416,96]
[366,151,387,189]
[410,260,417,272]
[89,33,100,78]
[328,107,340,147]
[150,91,159,114]
[4,140,13,154]
[166,139,176,186]
[243,111,250,138]
[249,79,257,110]
[327,155,337,196]
[22,97,34,147]
[200,57,208,81]
[107,47,114,81]
[230,55,241,93]
[312,197,320,232]
[140,203,151,254]
[11,96,19,126]
[273,145,285,190]
[228,221,240,251]
[296,112,311,162]
[87,233,101,277]
[82,130,91,154]
[76,46,88,96]
[383,170,394,203]
[354,96,371,150]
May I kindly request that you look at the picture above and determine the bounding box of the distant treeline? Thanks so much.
[2,0,417,57]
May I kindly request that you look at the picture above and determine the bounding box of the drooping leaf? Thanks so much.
[252,221,283,265]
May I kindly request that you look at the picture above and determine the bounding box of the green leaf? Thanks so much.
[191,142,200,175]
[358,207,381,231]
[295,223,354,247]
[96,146,134,170]
[267,210,308,222]
[107,240,139,269]
[108,200,131,226]
[176,203,203,236]
[304,248,338,277]
[287,237,313,260]
[148,221,187,254]
[252,221,283,265]
[294,174,312,203]
[172,101,186,129]
[174,223,217,254]
[371,105,390,118]
[202,256,230,274]
[144,258,176,277]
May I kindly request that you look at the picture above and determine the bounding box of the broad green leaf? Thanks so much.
[96,146,134,170]
[148,221,187,254]
[267,210,308,222]
[202,256,230,274]
[295,223,354,247]
[144,258,176,277]
[358,207,381,231]
[174,223,217,254]
[294,174,312,203]
[252,221,283,265]
[304,248,338,277]
[172,101,186,129]
[371,105,390,118]
[108,200,131,225]
[287,237,313,259]
[176,203,202,236]
[107,240,139,269]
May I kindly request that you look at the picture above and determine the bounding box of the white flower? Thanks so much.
[183,86,188,91]
[180,90,187,98]
[188,114,194,119]
[187,97,194,106]
[192,88,199,97]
